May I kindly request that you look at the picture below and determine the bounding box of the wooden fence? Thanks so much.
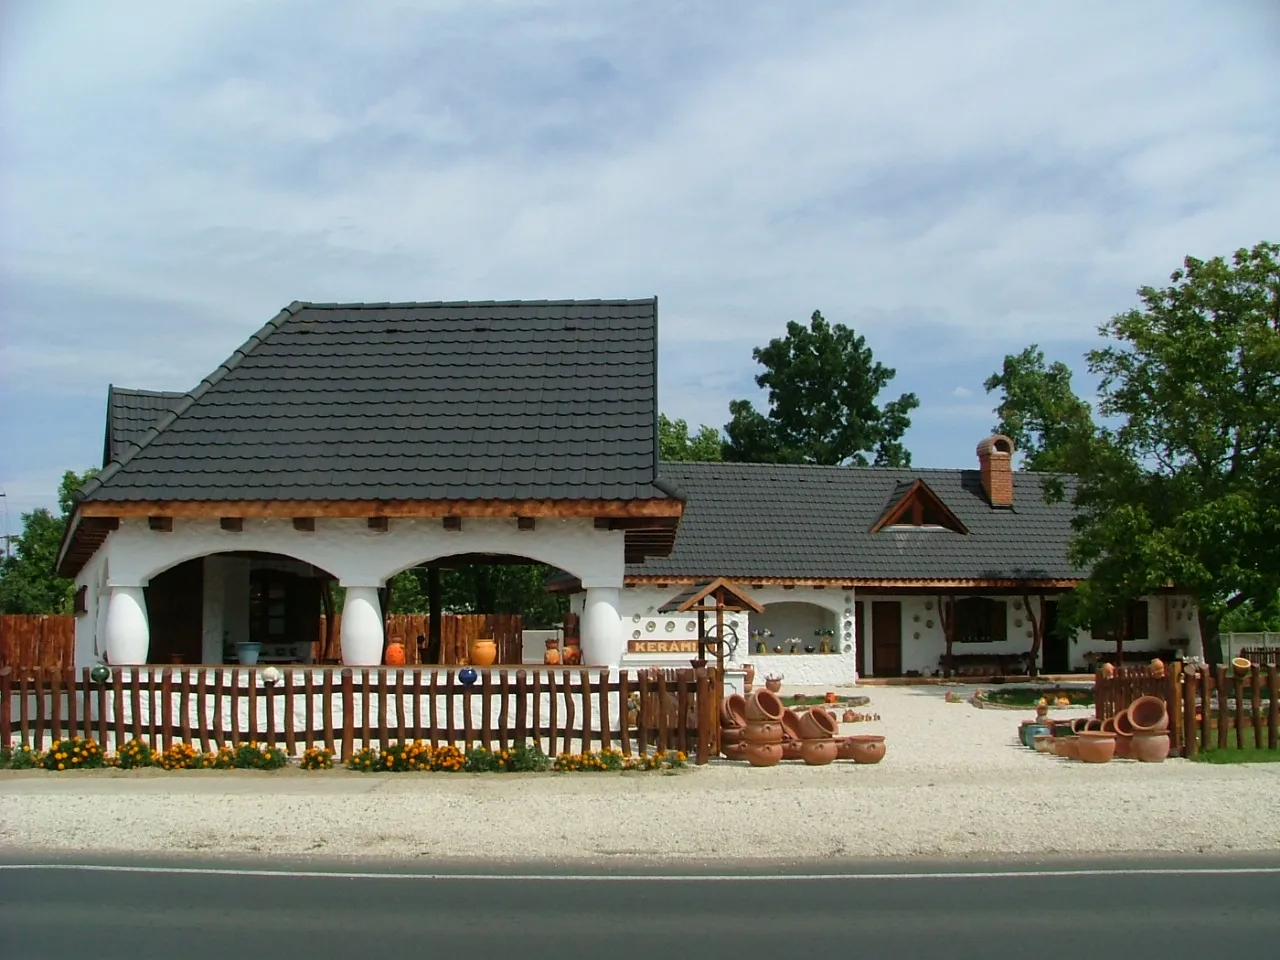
[0,615,75,670]
[1,665,718,764]
[1096,663,1279,757]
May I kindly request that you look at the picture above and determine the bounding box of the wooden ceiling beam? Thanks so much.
[367,517,389,532]
[516,517,536,531]
[148,516,172,532]
[220,517,243,532]
[293,518,315,532]
[78,497,685,520]
[443,516,462,532]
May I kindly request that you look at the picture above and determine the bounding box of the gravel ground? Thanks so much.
[3,684,1277,863]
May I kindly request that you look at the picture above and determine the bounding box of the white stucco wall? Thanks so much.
[74,552,108,667]
[77,517,626,668]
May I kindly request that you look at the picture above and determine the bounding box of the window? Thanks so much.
[73,585,88,616]
[1091,600,1149,641]
[954,598,1007,643]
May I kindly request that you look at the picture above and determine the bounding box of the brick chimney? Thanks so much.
[976,435,1015,507]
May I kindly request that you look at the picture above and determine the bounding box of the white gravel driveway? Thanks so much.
[2,684,1276,863]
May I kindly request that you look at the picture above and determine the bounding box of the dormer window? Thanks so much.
[871,479,968,535]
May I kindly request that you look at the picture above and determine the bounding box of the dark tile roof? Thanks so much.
[628,461,1084,582]
[81,300,671,504]
[103,387,186,466]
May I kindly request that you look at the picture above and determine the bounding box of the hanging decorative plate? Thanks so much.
[925,600,933,610]
[843,643,853,653]
[1012,599,1022,611]
[664,621,675,632]
[1026,629,1033,638]
[926,619,934,628]
[1014,619,1023,627]
[633,614,641,623]
[645,621,656,632]
[844,595,852,603]
[913,631,920,640]
[912,613,920,622]
[686,621,696,631]
[632,630,641,640]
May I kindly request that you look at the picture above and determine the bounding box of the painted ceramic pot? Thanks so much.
[1033,734,1054,753]
[458,667,478,686]
[744,689,785,723]
[824,691,839,704]
[384,640,406,666]
[799,708,838,740]
[720,694,748,729]
[742,721,783,744]
[743,742,784,767]
[800,738,838,766]
[543,645,561,665]
[845,735,886,764]
[562,644,582,666]
[1023,723,1052,748]
[1076,731,1116,763]
[1131,732,1170,763]
[781,708,805,742]
[1127,696,1168,733]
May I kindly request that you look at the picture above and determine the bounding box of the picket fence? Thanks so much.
[1095,663,1279,757]
[0,665,718,764]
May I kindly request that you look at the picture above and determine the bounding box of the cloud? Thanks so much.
[953,387,973,399]
[2,0,1278,506]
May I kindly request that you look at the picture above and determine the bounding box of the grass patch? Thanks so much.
[1188,739,1280,763]
[783,694,871,708]
[980,686,1094,708]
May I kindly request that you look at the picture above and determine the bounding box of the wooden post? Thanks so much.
[303,671,316,752]
[428,671,440,747]
[1200,669,1212,754]
[412,671,423,742]
[581,668,593,754]
[531,669,543,755]
[675,671,689,755]
[547,670,559,756]
[1,668,13,749]
[657,671,670,753]
[445,669,456,747]
[1215,665,1228,751]
[246,669,258,743]
[618,670,631,757]
[1234,673,1246,750]
[196,670,208,753]
[283,670,296,755]
[1269,665,1279,751]
[160,669,173,752]
[339,669,354,760]
[360,670,371,750]
[1251,665,1263,750]
[377,669,389,748]
[480,670,493,750]
[97,669,109,751]
[1182,667,1198,758]
[694,665,710,765]
[561,669,576,754]
[264,677,276,749]
[462,671,474,751]
[636,670,649,757]
[514,670,527,749]
[179,670,192,747]
[76,667,89,742]
[50,668,63,745]
[131,669,144,746]
[394,670,406,744]
[497,670,510,753]
[1167,662,1182,756]
[67,668,80,742]
[598,668,612,753]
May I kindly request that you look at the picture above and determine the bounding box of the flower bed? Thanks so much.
[1,739,687,774]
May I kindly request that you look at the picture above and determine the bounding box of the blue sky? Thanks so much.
[2,0,1278,528]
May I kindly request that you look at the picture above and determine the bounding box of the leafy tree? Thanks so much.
[1048,242,1280,664]
[983,345,1094,472]
[0,469,98,614]
[723,310,918,466]
[658,414,723,462]
[387,563,567,627]
[1219,589,1280,633]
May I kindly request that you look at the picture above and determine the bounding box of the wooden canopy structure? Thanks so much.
[658,577,764,674]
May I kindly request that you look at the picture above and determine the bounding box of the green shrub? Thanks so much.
[41,738,106,772]
[4,743,41,769]
[115,739,154,769]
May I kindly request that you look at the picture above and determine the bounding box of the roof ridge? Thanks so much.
[297,298,658,310]
[78,301,307,502]
[108,385,188,399]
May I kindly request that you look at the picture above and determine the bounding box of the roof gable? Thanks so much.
[81,300,669,504]
[870,478,969,535]
[103,386,186,466]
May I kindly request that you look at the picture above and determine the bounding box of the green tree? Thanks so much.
[387,563,567,627]
[1050,242,1280,664]
[983,345,1094,472]
[0,469,98,614]
[723,310,918,465]
[658,414,723,462]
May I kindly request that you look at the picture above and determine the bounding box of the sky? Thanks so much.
[1,0,1278,530]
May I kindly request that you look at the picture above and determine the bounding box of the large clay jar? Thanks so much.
[470,639,497,667]
[1059,736,1081,760]
[384,639,406,666]
[1083,717,1104,733]
[846,735,886,765]
[783,740,804,761]
[744,689,785,723]
[743,664,756,692]
[1033,734,1054,753]
[722,741,747,761]
[1131,732,1170,763]
[562,644,582,666]
[743,741,784,767]
[721,728,744,746]
[1076,732,1116,763]
[765,677,783,694]
[720,694,748,729]
[781,708,805,742]
[543,639,561,665]
[742,721,783,744]
[801,739,839,766]
[1070,717,1090,734]
[1128,695,1168,733]
[799,708,838,740]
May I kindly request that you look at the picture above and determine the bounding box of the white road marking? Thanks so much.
[1,864,1278,882]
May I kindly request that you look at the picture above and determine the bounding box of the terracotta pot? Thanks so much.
[743,741,784,767]
[1070,717,1091,734]
[744,689,785,722]
[561,644,582,666]
[384,641,406,666]
[1128,696,1168,733]
[1100,662,1116,678]
[1076,731,1116,763]
[1100,717,1117,736]
[720,728,744,747]
[798,708,838,739]
[1083,717,1104,733]
[1059,736,1081,760]
[1113,733,1133,759]
[845,735,886,764]
[743,664,756,686]
[720,694,748,729]
[1149,658,1166,678]
[1232,657,1251,677]
[801,738,839,766]
[1131,732,1170,763]
[783,739,804,761]
[781,708,805,742]
[742,721,783,744]
[842,709,857,723]
[765,678,783,693]
[1033,734,1054,753]
[824,692,839,704]
[722,741,747,761]
[543,646,562,665]
[1113,708,1135,737]
[470,639,497,667]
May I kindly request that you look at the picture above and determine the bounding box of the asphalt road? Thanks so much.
[1,853,1277,959]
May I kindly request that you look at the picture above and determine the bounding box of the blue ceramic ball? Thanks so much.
[458,667,478,686]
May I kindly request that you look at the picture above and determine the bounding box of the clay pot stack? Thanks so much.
[796,707,839,765]
[1045,695,1169,763]
[719,693,749,761]
[1126,695,1170,762]
[780,708,805,760]
[741,689,785,766]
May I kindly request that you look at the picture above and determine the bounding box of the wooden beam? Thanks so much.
[148,516,172,532]
[220,517,243,532]
[516,517,536,531]
[443,516,462,532]
[368,517,389,532]
[293,517,315,532]
[79,497,685,520]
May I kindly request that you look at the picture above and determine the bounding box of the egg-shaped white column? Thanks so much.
[340,586,385,665]
[580,586,623,666]
[104,585,150,665]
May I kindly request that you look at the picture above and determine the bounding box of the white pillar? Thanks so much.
[340,585,384,665]
[580,586,623,666]
[104,585,150,665]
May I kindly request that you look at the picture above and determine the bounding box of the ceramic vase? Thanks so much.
[470,639,497,667]
[799,708,838,740]
[1127,696,1168,733]
[743,742,784,767]
[800,739,838,766]
[383,640,406,666]
[543,639,561,665]
[845,735,886,764]
[1076,732,1116,763]
[1131,732,1170,762]
[742,721,783,744]
[744,689,785,723]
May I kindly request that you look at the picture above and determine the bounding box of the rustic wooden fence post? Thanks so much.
[1269,665,1279,751]
[340,668,354,760]
[694,666,710,765]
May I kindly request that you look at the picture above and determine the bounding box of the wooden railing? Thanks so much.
[1096,663,1279,757]
[0,666,717,764]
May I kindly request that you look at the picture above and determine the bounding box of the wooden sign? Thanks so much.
[629,639,699,654]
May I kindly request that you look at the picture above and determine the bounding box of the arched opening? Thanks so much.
[144,551,336,665]
[746,601,840,655]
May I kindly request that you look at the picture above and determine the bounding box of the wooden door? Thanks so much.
[146,558,204,664]
[1041,601,1068,673]
[855,601,867,678]
[871,601,902,677]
